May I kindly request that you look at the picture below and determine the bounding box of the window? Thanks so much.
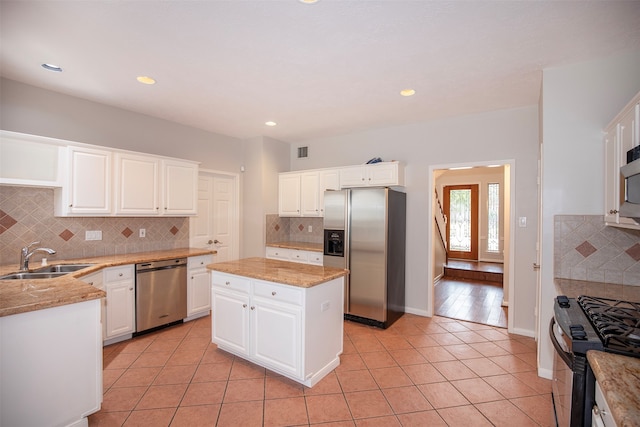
[487,183,500,253]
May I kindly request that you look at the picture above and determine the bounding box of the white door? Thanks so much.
[190,170,239,262]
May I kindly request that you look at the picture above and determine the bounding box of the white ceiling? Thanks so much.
[1,1,639,143]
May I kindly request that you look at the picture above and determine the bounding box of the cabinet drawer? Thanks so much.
[289,251,309,263]
[104,265,133,282]
[265,246,291,260]
[212,272,250,293]
[253,281,303,306]
[188,254,213,269]
[307,252,323,265]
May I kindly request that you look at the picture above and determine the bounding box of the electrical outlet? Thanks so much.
[139,228,146,238]
[85,230,102,241]
[308,225,313,233]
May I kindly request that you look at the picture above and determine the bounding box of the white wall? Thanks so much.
[290,106,539,333]
[538,49,640,376]
[241,136,290,258]
[0,78,244,172]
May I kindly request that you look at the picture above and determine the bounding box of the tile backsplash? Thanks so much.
[554,215,640,285]
[0,186,189,266]
[265,214,323,245]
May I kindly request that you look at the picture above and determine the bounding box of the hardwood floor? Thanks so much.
[435,276,507,328]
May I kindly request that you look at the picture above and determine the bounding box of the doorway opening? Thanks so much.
[430,162,514,330]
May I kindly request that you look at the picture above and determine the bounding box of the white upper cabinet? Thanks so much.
[163,159,198,215]
[55,146,112,216]
[279,170,339,217]
[604,92,640,230]
[339,162,404,187]
[300,171,321,216]
[115,153,160,215]
[279,173,302,217]
[318,169,340,216]
[2,131,199,217]
[0,130,63,187]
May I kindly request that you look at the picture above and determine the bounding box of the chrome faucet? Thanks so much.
[20,242,56,271]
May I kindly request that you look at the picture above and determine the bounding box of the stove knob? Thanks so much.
[571,330,587,340]
[569,324,585,331]
[557,296,570,308]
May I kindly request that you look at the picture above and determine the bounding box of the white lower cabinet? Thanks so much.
[187,254,214,320]
[103,265,135,342]
[211,272,343,387]
[265,246,323,265]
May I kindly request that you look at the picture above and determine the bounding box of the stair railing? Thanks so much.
[434,189,448,263]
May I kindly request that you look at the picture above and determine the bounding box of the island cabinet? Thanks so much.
[0,299,102,427]
[210,263,345,387]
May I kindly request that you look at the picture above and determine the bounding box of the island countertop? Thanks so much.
[207,257,348,288]
[0,248,216,317]
[587,350,640,427]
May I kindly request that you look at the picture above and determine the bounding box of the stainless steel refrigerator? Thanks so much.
[323,187,406,328]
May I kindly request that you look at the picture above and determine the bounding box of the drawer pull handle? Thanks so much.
[119,273,123,277]
[272,291,277,296]
[225,281,230,285]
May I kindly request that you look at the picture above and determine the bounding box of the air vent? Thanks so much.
[297,146,308,158]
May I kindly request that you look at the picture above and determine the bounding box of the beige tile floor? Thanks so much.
[89,314,554,426]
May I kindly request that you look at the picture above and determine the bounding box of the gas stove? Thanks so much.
[551,294,640,427]
[554,295,640,356]
[576,295,640,357]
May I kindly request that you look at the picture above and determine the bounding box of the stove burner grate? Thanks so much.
[577,295,640,356]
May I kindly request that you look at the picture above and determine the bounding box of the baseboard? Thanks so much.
[538,367,553,380]
[434,273,443,284]
[510,327,535,338]
[404,307,430,317]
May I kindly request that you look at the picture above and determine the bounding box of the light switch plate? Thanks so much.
[519,217,527,227]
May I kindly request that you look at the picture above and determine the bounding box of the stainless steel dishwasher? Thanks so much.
[135,258,187,333]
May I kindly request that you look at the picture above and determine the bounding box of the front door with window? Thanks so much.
[444,184,479,260]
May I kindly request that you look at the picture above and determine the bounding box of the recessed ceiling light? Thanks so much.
[449,166,473,170]
[299,0,319,4]
[265,121,277,127]
[41,63,62,72]
[487,164,501,168]
[136,76,156,85]
[400,89,416,97]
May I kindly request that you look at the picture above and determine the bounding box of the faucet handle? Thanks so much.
[25,241,41,249]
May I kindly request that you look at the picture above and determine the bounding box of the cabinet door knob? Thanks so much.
[69,204,73,207]
[225,281,230,285]
[251,306,255,310]
[609,209,619,214]
[272,291,277,296]
[119,273,123,277]
[242,304,247,308]
[191,276,194,280]
[129,287,133,291]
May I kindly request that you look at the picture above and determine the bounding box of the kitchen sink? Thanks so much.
[0,264,96,280]
[33,263,95,273]
[0,272,69,280]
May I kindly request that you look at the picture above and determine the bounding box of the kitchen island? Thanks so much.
[0,247,215,427]
[208,257,348,387]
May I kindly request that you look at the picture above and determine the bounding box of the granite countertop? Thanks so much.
[0,248,216,317]
[587,351,640,427]
[555,278,640,302]
[266,241,323,252]
[208,257,348,288]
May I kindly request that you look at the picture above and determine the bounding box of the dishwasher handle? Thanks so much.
[136,258,187,271]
